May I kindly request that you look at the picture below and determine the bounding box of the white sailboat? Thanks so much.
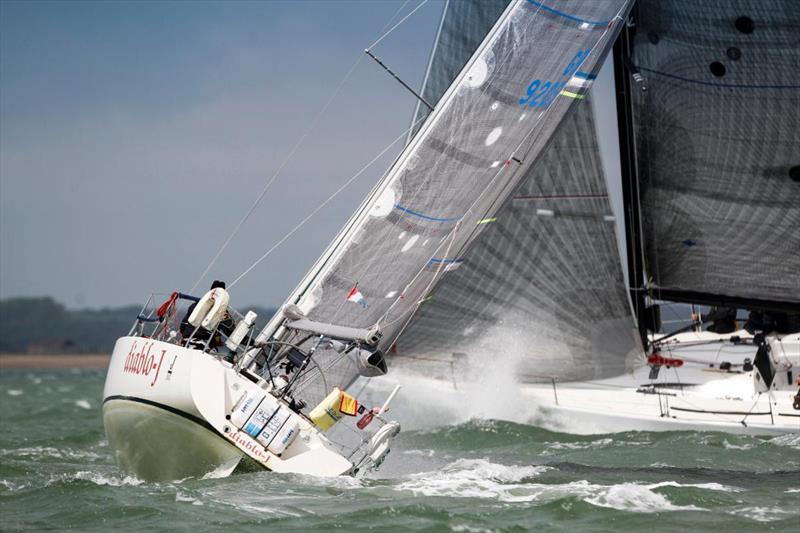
[102,0,799,481]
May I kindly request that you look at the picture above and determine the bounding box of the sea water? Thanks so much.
[1,368,799,532]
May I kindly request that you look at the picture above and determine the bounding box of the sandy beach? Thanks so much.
[0,354,110,370]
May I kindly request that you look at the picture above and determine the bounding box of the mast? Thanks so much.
[612,14,649,345]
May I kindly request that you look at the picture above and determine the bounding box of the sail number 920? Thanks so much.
[517,48,591,108]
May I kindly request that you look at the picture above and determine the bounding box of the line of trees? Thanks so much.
[0,297,275,354]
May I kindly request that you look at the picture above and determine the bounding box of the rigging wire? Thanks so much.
[188,0,414,293]
[229,118,424,288]
[367,0,430,50]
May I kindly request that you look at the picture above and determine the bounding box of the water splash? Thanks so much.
[392,458,733,513]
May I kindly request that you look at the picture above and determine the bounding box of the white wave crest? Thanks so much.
[402,449,436,457]
[768,434,800,449]
[584,482,704,513]
[735,506,796,523]
[394,459,731,512]
[2,446,103,461]
[721,439,754,450]
[543,438,613,452]
[7,389,23,396]
[395,458,550,501]
[647,481,741,493]
[72,471,143,487]
[176,491,204,506]
[0,479,29,492]
[449,525,498,533]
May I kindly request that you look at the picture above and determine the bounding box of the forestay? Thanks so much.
[276,0,635,406]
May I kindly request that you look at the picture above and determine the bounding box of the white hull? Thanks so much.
[387,331,800,436]
[103,337,245,480]
[103,337,361,481]
[524,374,798,437]
[103,399,243,480]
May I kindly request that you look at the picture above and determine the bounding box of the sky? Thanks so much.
[0,0,444,309]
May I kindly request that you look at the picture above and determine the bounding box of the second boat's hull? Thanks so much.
[385,331,800,436]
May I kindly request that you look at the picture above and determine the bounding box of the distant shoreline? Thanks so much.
[0,354,110,370]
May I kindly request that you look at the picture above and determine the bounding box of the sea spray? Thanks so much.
[360,313,552,430]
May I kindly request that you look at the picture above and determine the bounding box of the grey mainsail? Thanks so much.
[630,0,800,305]
[274,0,635,406]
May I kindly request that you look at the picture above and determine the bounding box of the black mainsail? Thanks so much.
[629,0,800,310]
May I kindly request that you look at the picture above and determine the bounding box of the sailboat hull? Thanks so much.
[103,398,242,481]
[526,381,799,437]
[102,337,244,481]
[103,336,364,480]
[387,331,800,436]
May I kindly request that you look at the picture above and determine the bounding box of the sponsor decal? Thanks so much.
[229,430,271,463]
[123,341,167,387]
